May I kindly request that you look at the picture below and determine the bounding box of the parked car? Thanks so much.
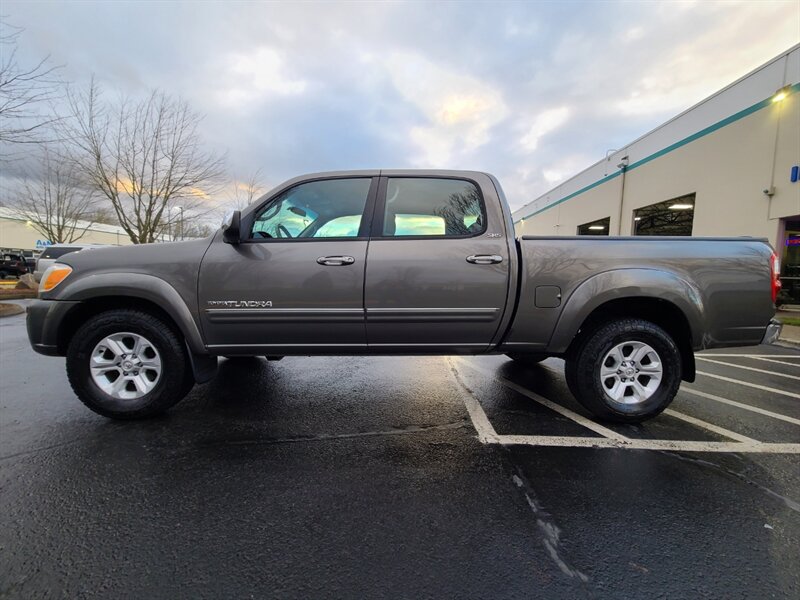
[0,253,29,279]
[34,244,106,282]
[27,170,782,422]
[23,249,41,271]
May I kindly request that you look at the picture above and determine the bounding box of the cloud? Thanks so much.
[541,153,595,186]
[519,107,571,152]
[383,52,509,166]
[2,0,798,216]
[616,2,799,117]
[216,46,307,109]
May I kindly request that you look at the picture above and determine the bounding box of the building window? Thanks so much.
[577,217,610,235]
[632,194,695,236]
[781,219,800,305]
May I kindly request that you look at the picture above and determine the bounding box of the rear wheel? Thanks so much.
[67,309,194,419]
[0,270,7,280]
[506,352,548,366]
[565,318,681,423]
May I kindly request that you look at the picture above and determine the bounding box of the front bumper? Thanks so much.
[26,299,81,356]
[761,319,783,345]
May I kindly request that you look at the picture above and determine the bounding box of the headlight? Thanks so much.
[39,264,73,293]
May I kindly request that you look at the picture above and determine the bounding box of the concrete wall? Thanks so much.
[514,45,800,247]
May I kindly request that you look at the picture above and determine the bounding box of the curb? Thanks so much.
[0,302,25,318]
[776,339,800,349]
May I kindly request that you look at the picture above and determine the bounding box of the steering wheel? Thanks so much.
[277,224,293,238]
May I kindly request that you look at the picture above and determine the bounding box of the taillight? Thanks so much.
[770,252,781,303]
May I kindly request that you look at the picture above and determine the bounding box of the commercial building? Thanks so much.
[0,206,133,252]
[512,45,800,303]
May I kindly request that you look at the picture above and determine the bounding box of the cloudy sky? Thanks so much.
[3,0,799,211]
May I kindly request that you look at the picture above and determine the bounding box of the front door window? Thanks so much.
[251,178,372,240]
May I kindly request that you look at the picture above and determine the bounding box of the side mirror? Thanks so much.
[222,210,242,244]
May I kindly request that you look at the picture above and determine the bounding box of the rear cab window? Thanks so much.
[380,178,486,238]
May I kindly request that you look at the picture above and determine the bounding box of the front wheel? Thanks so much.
[565,318,682,423]
[67,309,194,419]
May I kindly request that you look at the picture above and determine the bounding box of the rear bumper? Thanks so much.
[26,299,81,356]
[761,319,782,345]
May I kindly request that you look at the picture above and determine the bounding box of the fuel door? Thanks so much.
[534,285,562,308]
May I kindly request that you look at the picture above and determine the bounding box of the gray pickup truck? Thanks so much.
[27,170,782,423]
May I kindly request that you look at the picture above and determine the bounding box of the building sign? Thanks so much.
[786,236,800,247]
[791,166,799,183]
[35,240,53,249]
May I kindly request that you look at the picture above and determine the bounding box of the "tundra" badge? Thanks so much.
[207,300,273,308]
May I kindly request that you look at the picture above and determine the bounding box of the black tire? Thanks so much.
[0,270,7,280]
[67,309,194,419]
[506,352,548,366]
[564,318,682,423]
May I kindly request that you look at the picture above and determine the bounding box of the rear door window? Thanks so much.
[380,178,485,238]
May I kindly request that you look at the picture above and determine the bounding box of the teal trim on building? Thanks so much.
[515,82,800,223]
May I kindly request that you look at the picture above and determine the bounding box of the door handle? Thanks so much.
[317,255,356,266]
[466,254,503,265]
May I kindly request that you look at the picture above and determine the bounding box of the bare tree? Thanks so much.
[231,168,265,210]
[63,80,225,244]
[0,20,60,146]
[178,220,214,239]
[12,149,97,243]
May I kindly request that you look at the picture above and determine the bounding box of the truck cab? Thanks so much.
[200,171,516,355]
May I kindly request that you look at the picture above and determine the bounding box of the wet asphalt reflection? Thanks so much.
[1,310,798,599]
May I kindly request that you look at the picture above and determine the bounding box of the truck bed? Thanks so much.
[504,236,775,353]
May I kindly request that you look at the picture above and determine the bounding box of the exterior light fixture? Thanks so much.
[668,203,694,210]
[634,217,642,221]
[588,225,606,230]
[772,86,790,103]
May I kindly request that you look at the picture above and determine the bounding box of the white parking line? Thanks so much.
[457,361,628,441]
[662,409,759,443]
[696,353,800,359]
[460,386,499,444]
[749,356,800,368]
[681,388,800,426]
[696,370,800,399]
[696,357,800,381]
[455,359,800,454]
[496,436,800,454]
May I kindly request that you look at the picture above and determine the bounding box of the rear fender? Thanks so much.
[547,268,705,353]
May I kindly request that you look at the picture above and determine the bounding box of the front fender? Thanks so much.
[546,268,705,353]
[48,272,206,354]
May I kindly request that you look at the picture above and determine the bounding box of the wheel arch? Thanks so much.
[550,269,703,382]
[570,297,696,382]
[52,273,205,355]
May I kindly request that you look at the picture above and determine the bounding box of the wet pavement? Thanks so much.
[1,307,798,599]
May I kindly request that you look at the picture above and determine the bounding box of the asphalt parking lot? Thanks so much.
[1,303,798,599]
